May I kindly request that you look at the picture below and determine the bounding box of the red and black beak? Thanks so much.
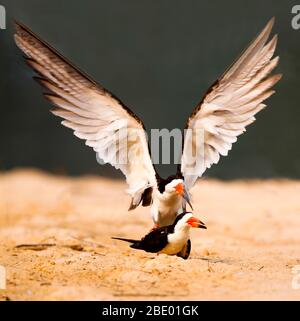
[187,216,207,229]
[175,183,193,210]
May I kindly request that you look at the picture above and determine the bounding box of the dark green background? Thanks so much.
[0,0,299,179]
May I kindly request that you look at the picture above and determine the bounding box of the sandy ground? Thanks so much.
[0,169,300,301]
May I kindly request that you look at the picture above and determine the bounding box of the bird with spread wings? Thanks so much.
[14,18,281,228]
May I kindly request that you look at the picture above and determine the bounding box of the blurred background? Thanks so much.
[0,0,299,179]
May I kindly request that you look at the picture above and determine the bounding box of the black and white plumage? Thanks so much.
[14,18,281,227]
[112,212,206,259]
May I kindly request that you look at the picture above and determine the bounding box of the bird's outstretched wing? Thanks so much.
[14,22,157,209]
[180,18,281,189]
[112,226,170,253]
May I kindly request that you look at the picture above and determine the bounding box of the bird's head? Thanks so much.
[164,178,193,209]
[174,212,207,232]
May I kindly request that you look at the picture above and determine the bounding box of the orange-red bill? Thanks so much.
[175,183,193,210]
[175,183,184,195]
[187,217,207,229]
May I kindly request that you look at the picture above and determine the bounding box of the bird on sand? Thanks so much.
[14,18,281,229]
[112,212,206,259]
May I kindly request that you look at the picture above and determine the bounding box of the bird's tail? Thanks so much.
[112,237,139,244]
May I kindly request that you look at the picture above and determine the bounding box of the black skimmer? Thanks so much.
[112,212,206,259]
[14,18,281,228]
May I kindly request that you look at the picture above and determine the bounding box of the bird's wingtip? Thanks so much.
[14,19,26,32]
[267,16,276,27]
